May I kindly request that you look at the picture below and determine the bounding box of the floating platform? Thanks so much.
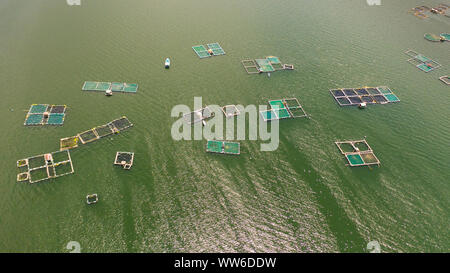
[114,152,134,170]
[242,56,294,74]
[206,140,240,155]
[424,33,443,42]
[183,107,214,125]
[16,150,74,183]
[405,49,441,72]
[60,116,133,150]
[439,76,450,85]
[440,33,450,41]
[192,42,225,58]
[260,98,307,121]
[330,86,400,107]
[222,105,240,118]
[24,104,66,126]
[82,81,138,93]
[409,4,448,19]
[335,139,380,167]
[86,194,98,205]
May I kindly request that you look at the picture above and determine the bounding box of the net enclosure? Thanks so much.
[404,49,441,72]
[439,76,450,85]
[330,86,400,107]
[192,42,225,58]
[242,56,294,74]
[114,152,134,170]
[60,116,133,149]
[183,107,214,124]
[409,4,449,19]
[24,104,67,126]
[221,105,240,117]
[16,150,74,183]
[335,139,380,167]
[82,81,138,93]
[260,98,307,121]
[206,140,240,155]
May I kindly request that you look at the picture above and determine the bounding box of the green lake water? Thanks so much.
[0,0,449,252]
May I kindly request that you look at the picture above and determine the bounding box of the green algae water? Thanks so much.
[0,0,449,252]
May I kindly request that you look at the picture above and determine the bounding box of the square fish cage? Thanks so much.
[206,140,240,155]
[114,152,134,170]
[335,139,380,167]
[183,107,214,124]
[221,105,240,118]
[24,104,67,126]
[330,86,400,107]
[16,150,74,183]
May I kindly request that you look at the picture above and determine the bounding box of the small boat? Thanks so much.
[165,58,170,69]
[105,89,113,96]
[86,194,98,205]
[359,102,367,109]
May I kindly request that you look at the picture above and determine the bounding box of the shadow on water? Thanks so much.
[279,133,367,252]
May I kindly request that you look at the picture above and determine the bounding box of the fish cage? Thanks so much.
[440,33,450,41]
[192,42,225,58]
[60,136,79,151]
[261,98,307,121]
[335,139,380,167]
[82,81,138,93]
[266,56,283,70]
[241,59,259,74]
[114,152,134,170]
[24,104,67,126]
[221,105,240,117]
[405,49,441,72]
[86,194,98,205]
[16,150,74,183]
[255,59,275,73]
[61,116,133,148]
[206,140,240,155]
[424,33,443,42]
[330,86,400,107]
[439,76,450,85]
[183,107,214,124]
[242,56,293,74]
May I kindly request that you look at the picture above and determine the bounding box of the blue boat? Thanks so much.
[165,58,170,68]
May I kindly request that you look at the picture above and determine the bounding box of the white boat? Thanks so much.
[165,58,170,68]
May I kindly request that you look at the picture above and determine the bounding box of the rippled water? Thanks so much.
[0,0,449,252]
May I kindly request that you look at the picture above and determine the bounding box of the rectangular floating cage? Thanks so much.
[192,43,225,58]
[78,129,99,144]
[24,104,67,126]
[266,56,283,70]
[404,49,441,72]
[242,56,292,74]
[60,136,79,151]
[335,139,380,167]
[206,140,240,155]
[82,81,138,93]
[207,43,225,56]
[330,86,400,107]
[16,150,74,183]
[183,107,213,124]
[222,105,240,117]
[261,98,308,121]
[255,59,275,73]
[241,59,259,74]
[62,116,133,148]
[439,76,450,85]
[114,152,134,170]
